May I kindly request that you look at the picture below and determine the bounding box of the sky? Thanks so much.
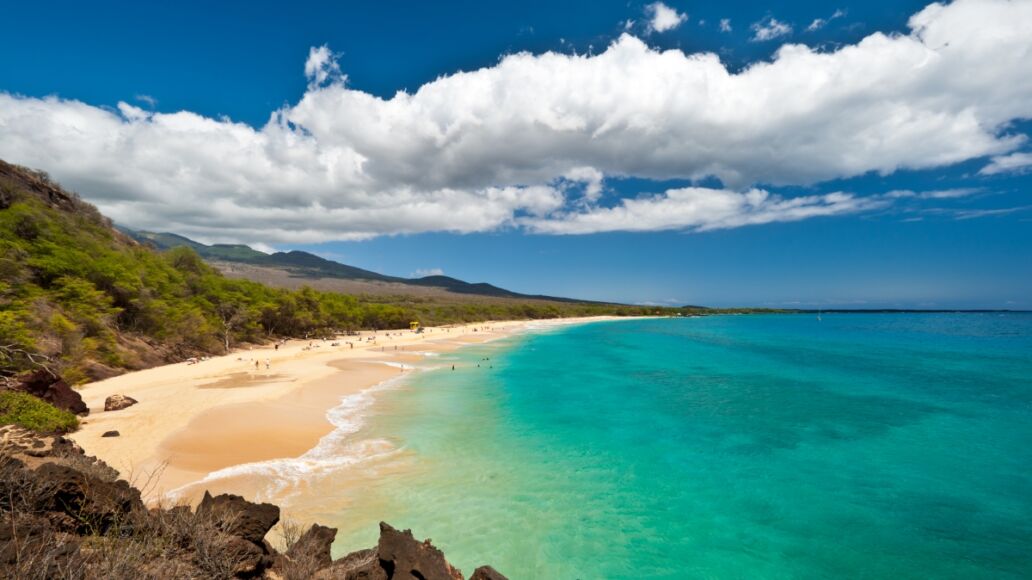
[0,0,1030,308]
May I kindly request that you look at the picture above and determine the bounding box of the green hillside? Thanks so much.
[0,160,675,389]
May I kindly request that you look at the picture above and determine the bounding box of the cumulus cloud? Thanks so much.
[719,18,732,33]
[807,9,846,32]
[0,0,1031,243]
[646,2,687,33]
[979,152,1032,175]
[751,16,792,41]
[304,45,344,89]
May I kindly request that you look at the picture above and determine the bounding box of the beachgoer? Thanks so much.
[265,358,270,370]
[254,360,259,370]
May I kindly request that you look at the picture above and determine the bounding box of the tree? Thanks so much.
[214,298,250,353]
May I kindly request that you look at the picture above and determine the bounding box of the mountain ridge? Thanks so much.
[122,227,594,303]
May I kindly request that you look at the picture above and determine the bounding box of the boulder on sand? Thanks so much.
[104,394,138,412]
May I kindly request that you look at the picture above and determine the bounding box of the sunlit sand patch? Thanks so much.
[197,372,293,389]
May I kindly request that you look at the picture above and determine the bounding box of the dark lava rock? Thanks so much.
[14,369,88,416]
[104,394,138,412]
[377,521,463,580]
[319,548,386,580]
[470,565,509,580]
[286,523,337,569]
[101,430,120,437]
[196,491,280,545]
[34,462,143,534]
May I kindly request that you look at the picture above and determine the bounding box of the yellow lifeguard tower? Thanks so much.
[409,321,420,332]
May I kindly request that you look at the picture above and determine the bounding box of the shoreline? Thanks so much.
[70,316,628,502]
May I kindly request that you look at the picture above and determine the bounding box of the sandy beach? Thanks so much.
[70,317,620,502]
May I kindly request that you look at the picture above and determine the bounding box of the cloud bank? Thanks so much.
[0,0,1030,243]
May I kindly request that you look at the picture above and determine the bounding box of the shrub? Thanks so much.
[0,391,79,432]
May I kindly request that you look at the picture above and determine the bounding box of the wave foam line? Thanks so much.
[166,373,409,503]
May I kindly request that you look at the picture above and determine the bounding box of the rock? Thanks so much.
[101,430,120,437]
[470,565,509,580]
[0,517,80,575]
[286,523,337,569]
[104,394,138,412]
[196,492,280,546]
[34,462,144,534]
[13,369,88,416]
[220,535,267,577]
[0,426,504,579]
[318,548,385,580]
[376,522,463,580]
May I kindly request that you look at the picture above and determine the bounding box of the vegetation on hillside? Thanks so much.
[0,390,79,432]
[0,161,682,390]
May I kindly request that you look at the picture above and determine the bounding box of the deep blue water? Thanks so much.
[332,314,1032,579]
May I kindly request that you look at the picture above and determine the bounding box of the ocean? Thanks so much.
[296,314,1032,579]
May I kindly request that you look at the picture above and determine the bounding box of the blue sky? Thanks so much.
[1,0,1030,308]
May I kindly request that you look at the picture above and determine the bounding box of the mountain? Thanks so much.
[122,228,588,302]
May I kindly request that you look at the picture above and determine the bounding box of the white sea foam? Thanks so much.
[166,374,409,503]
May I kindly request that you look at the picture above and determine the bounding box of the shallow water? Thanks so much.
[314,314,1031,578]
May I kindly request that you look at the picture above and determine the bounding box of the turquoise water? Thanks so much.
[331,314,1032,579]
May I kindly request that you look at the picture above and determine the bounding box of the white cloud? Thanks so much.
[807,9,846,32]
[524,187,885,234]
[751,16,793,41]
[979,152,1032,175]
[954,205,1032,219]
[562,166,605,201]
[304,45,344,89]
[134,94,157,107]
[412,268,445,277]
[885,188,981,199]
[646,2,687,33]
[0,0,1031,243]
[719,18,732,33]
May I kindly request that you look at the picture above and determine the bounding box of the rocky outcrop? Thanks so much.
[10,369,88,416]
[376,522,464,580]
[286,523,337,569]
[103,394,138,412]
[470,565,508,580]
[0,427,508,579]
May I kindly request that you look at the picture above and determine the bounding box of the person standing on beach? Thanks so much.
[254,360,259,371]
[265,358,270,370]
